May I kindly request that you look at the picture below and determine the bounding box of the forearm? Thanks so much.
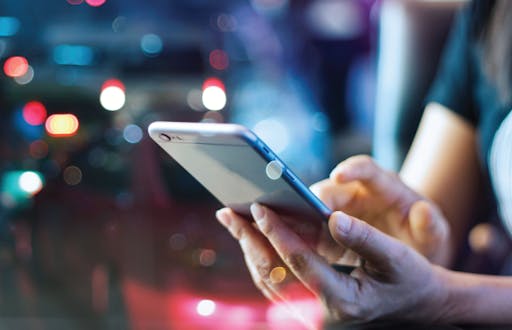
[437,266,512,324]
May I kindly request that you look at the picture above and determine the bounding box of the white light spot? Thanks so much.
[265,160,283,180]
[100,86,126,111]
[253,119,290,154]
[18,171,43,195]
[202,86,226,111]
[123,124,143,144]
[196,299,216,317]
[14,65,34,85]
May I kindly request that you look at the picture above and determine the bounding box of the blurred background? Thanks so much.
[2,0,509,329]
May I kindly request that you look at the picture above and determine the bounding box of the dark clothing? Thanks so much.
[426,2,512,237]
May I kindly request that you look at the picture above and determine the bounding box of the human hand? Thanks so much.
[310,155,450,265]
[216,205,449,325]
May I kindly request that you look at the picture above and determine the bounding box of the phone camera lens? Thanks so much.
[159,133,171,141]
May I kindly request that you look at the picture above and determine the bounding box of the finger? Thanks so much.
[216,208,305,302]
[328,211,408,272]
[409,200,448,245]
[329,156,417,208]
[250,204,359,303]
[309,179,362,212]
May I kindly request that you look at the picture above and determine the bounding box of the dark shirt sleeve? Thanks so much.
[426,5,478,125]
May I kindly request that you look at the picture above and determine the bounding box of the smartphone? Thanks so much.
[148,121,332,223]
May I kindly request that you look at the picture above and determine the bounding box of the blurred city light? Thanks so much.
[187,89,205,111]
[196,299,216,317]
[14,65,34,85]
[3,56,29,78]
[253,118,290,154]
[22,101,47,126]
[18,171,44,196]
[266,299,323,330]
[100,79,126,111]
[63,166,83,186]
[209,49,229,71]
[29,140,49,159]
[198,249,216,267]
[1,171,44,208]
[53,45,94,66]
[216,14,238,32]
[0,17,20,37]
[66,0,84,5]
[122,124,143,144]
[140,34,163,57]
[45,114,79,137]
[202,78,226,111]
[269,266,286,284]
[85,0,107,7]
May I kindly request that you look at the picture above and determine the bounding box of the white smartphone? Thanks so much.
[148,121,332,223]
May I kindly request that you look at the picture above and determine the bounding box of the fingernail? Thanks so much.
[250,204,265,223]
[216,209,231,227]
[334,212,351,234]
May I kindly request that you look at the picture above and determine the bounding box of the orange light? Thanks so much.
[3,56,29,78]
[45,114,79,137]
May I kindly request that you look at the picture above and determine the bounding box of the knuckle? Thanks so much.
[255,260,274,281]
[284,251,310,274]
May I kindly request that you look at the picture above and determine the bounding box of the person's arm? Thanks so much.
[439,269,512,324]
[400,102,481,265]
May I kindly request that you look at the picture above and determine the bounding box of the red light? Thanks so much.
[45,114,79,137]
[202,77,225,92]
[101,78,125,92]
[22,101,47,126]
[3,56,29,78]
[209,49,229,71]
[85,0,107,7]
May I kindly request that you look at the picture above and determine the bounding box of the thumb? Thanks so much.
[329,211,405,271]
[409,200,448,246]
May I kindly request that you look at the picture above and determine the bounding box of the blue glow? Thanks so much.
[140,34,163,56]
[13,109,43,140]
[0,17,20,37]
[53,45,94,66]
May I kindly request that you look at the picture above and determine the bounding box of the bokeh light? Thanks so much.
[45,114,79,137]
[85,0,107,7]
[202,78,226,111]
[122,124,143,144]
[29,140,49,159]
[140,34,163,56]
[63,166,82,186]
[66,0,84,5]
[253,119,290,153]
[196,299,216,317]
[269,266,287,284]
[198,249,216,267]
[100,79,126,111]
[18,171,43,196]
[209,49,229,71]
[14,65,34,85]
[216,14,238,32]
[3,56,28,78]
[22,101,47,126]
[187,89,205,111]
[0,17,20,37]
